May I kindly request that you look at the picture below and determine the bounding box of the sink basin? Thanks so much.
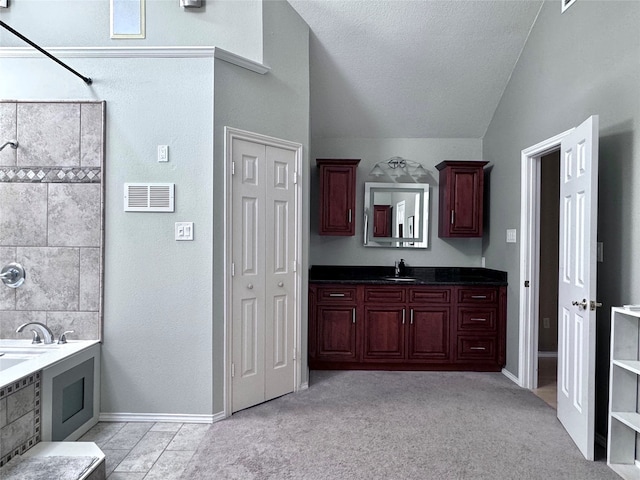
[382,277,417,282]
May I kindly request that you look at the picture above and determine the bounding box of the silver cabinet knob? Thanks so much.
[247,283,253,290]
[278,282,284,287]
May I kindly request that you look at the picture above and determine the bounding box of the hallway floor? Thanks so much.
[78,421,210,479]
[532,355,557,409]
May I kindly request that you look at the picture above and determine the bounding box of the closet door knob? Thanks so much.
[278,282,284,287]
[247,283,253,290]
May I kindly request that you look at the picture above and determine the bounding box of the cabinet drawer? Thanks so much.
[458,308,497,332]
[364,287,405,303]
[409,288,451,304]
[457,287,498,304]
[457,336,496,360]
[317,286,357,303]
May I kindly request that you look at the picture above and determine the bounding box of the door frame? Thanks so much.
[518,128,574,389]
[223,126,304,417]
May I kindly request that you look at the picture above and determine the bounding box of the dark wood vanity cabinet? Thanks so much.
[309,283,505,371]
[316,159,360,236]
[436,160,488,238]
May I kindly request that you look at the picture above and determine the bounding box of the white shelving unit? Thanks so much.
[608,307,640,479]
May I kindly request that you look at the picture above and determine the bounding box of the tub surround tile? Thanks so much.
[5,383,34,424]
[0,103,17,167]
[0,311,47,340]
[0,184,47,246]
[0,167,102,184]
[15,248,80,311]
[166,423,210,451]
[0,410,35,455]
[102,423,153,451]
[46,312,99,340]
[114,431,175,473]
[80,103,104,168]
[144,450,195,480]
[17,103,80,167]
[47,184,101,247]
[0,398,6,429]
[80,248,101,312]
[0,248,17,310]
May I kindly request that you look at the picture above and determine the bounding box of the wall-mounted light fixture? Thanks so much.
[367,156,431,184]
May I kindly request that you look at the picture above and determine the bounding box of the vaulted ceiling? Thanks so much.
[288,0,543,139]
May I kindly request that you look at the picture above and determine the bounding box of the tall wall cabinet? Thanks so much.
[316,159,360,236]
[608,306,640,479]
[436,160,488,238]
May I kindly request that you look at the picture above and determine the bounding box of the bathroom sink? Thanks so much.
[382,277,417,282]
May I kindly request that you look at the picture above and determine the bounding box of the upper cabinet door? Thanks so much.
[436,160,488,238]
[317,159,360,236]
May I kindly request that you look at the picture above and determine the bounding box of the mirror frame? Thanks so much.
[363,182,429,249]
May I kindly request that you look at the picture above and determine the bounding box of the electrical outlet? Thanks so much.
[506,229,517,243]
[543,317,550,329]
[158,145,169,162]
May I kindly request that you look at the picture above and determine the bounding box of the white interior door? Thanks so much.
[556,115,599,460]
[230,137,297,413]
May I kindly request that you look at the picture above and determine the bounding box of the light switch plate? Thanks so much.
[175,222,194,241]
[158,145,169,162]
[506,229,517,243]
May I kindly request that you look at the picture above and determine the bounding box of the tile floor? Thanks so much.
[532,355,557,409]
[78,422,210,479]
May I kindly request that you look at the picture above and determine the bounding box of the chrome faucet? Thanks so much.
[16,322,55,344]
[394,261,400,277]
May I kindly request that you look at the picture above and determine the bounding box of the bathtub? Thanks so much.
[0,339,99,388]
[0,339,101,464]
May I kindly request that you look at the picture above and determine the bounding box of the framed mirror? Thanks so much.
[363,182,429,248]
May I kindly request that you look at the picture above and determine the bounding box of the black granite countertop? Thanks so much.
[309,265,507,286]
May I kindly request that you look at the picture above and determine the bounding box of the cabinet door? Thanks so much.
[373,205,392,237]
[408,306,451,361]
[437,161,487,238]
[317,159,359,236]
[363,306,405,360]
[316,305,358,361]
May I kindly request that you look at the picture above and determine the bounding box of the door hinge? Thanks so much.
[524,280,530,288]
[231,263,235,277]
[293,348,297,361]
[231,362,235,378]
[231,161,235,175]
[293,171,298,184]
[292,260,297,272]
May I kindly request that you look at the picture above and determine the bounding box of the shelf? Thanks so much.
[612,412,640,434]
[613,360,640,376]
[609,463,640,480]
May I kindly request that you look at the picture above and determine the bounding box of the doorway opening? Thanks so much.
[532,150,560,409]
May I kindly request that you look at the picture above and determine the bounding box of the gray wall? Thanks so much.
[310,138,484,268]
[0,1,294,416]
[0,0,262,60]
[483,0,640,437]
[213,1,310,405]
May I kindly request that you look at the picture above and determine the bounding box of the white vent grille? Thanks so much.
[124,183,175,212]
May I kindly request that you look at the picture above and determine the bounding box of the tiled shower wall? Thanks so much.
[0,101,104,341]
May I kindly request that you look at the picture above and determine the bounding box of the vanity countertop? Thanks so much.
[309,265,507,286]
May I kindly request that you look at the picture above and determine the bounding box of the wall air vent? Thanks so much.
[124,183,175,212]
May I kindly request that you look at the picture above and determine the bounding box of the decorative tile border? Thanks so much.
[0,371,42,467]
[0,168,101,183]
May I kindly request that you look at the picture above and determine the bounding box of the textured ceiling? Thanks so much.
[288,0,543,139]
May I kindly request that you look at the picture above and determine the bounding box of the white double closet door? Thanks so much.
[230,135,298,413]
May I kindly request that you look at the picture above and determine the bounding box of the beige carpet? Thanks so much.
[181,370,617,480]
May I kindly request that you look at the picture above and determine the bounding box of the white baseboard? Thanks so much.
[99,412,225,424]
[501,368,521,386]
[299,381,309,391]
